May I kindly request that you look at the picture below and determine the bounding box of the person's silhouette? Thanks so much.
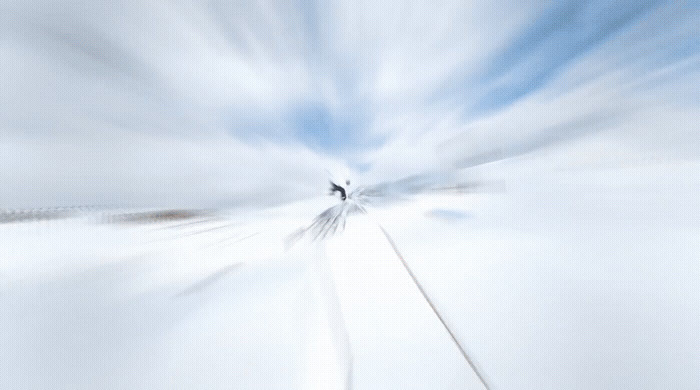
[329,180,349,201]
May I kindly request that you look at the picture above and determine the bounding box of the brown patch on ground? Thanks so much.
[101,209,209,224]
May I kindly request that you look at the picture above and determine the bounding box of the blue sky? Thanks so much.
[0,0,698,207]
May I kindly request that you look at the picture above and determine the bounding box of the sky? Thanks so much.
[0,0,698,208]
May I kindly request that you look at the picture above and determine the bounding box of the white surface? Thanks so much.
[1,157,699,389]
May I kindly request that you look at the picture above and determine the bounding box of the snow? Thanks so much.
[1,158,699,389]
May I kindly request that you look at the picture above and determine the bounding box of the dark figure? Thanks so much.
[329,180,349,201]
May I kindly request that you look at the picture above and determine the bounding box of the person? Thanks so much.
[329,180,350,201]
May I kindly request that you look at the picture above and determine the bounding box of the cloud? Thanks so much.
[0,0,698,208]
[358,1,699,180]
[0,129,347,208]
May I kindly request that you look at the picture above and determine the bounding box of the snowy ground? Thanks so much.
[1,157,698,390]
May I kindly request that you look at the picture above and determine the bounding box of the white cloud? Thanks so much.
[359,1,699,182]
[0,0,697,208]
[0,129,345,208]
